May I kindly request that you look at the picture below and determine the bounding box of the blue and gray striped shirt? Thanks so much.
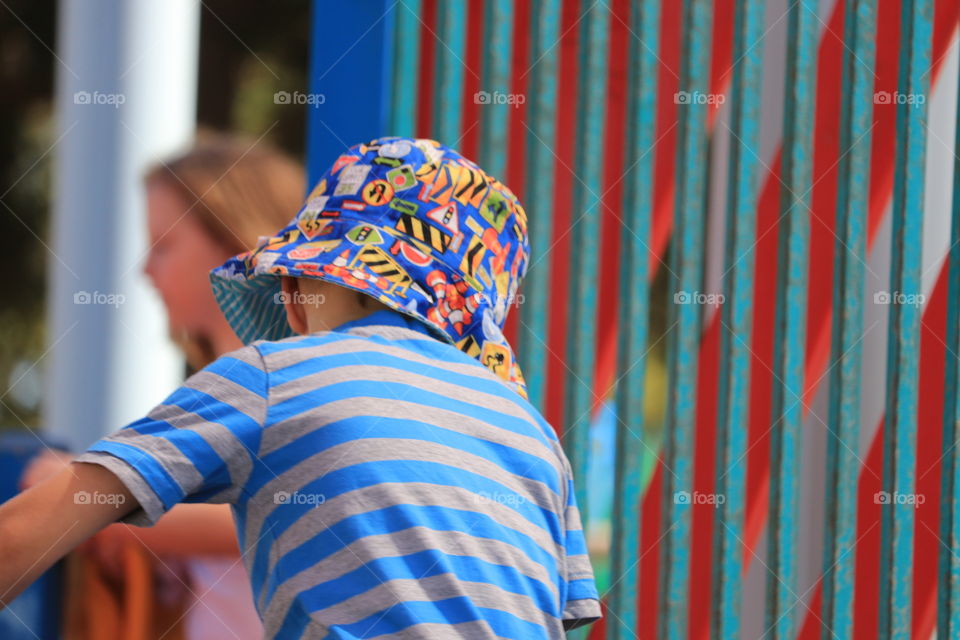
[76,308,600,638]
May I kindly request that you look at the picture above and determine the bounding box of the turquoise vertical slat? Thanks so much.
[518,0,560,409]
[821,0,876,637]
[607,1,659,637]
[433,1,466,143]
[477,0,514,179]
[878,1,930,638]
[765,1,817,638]
[660,0,712,637]
[712,0,765,637]
[937,40,960,639]
[563,0,609,529]
[388,0,422,136]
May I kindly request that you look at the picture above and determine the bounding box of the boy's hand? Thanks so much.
[0,461,137,608]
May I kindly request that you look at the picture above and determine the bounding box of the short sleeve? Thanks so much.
[73,344,268,526]
[560,464,602,628]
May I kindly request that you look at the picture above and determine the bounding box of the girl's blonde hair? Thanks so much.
[145,132,305,255]
[145,132,305,368]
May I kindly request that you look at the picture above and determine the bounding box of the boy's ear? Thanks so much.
[281,277,308,335]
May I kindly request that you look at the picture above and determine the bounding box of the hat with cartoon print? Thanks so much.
[209,136,530,399]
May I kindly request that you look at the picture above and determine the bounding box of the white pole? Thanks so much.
[46,0,200,449]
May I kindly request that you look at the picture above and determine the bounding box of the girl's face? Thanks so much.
[143,179,241,365]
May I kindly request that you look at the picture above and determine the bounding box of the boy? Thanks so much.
[0,137,601,638]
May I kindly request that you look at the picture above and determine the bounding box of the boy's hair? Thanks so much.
[210,137,531,399]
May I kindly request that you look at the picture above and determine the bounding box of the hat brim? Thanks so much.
[210,270,294,344]
[209,247,453,347]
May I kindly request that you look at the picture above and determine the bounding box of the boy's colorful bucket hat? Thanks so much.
[210,137,530,400]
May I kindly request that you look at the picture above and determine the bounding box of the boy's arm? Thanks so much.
[21,451,241,557]
[0,461,136,608]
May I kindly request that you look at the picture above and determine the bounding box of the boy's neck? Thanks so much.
[284,276,394,335]
[303,304,391,334]
[300,282,393,334]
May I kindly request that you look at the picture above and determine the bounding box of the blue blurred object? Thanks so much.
[306,0,395,187]
[0,431,67,640]
[587,400,616,532]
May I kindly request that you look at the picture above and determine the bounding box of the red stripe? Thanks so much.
[741,148,782,574]
[458,0,486,159]
[689,319,723,640]
[635,2,682,635]
[504,0,531,201]
[908,264,948,637]
[686,1,737,636]
[707,0,736,128]
[543,0,581,433]
[591,0,632,416]
[649,0,682,274]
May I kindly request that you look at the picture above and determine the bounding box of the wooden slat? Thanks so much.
[821,0,876,636]
[563,0,610,527]
[477,0,514,179]
[432,1,466,142]
[389,0,422,136]
[659,0,713,637]
[764,1,817,638]
[607,0,660,637]
[878,1,931,637]
[711,0,765,636]
[517,0,561,409]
